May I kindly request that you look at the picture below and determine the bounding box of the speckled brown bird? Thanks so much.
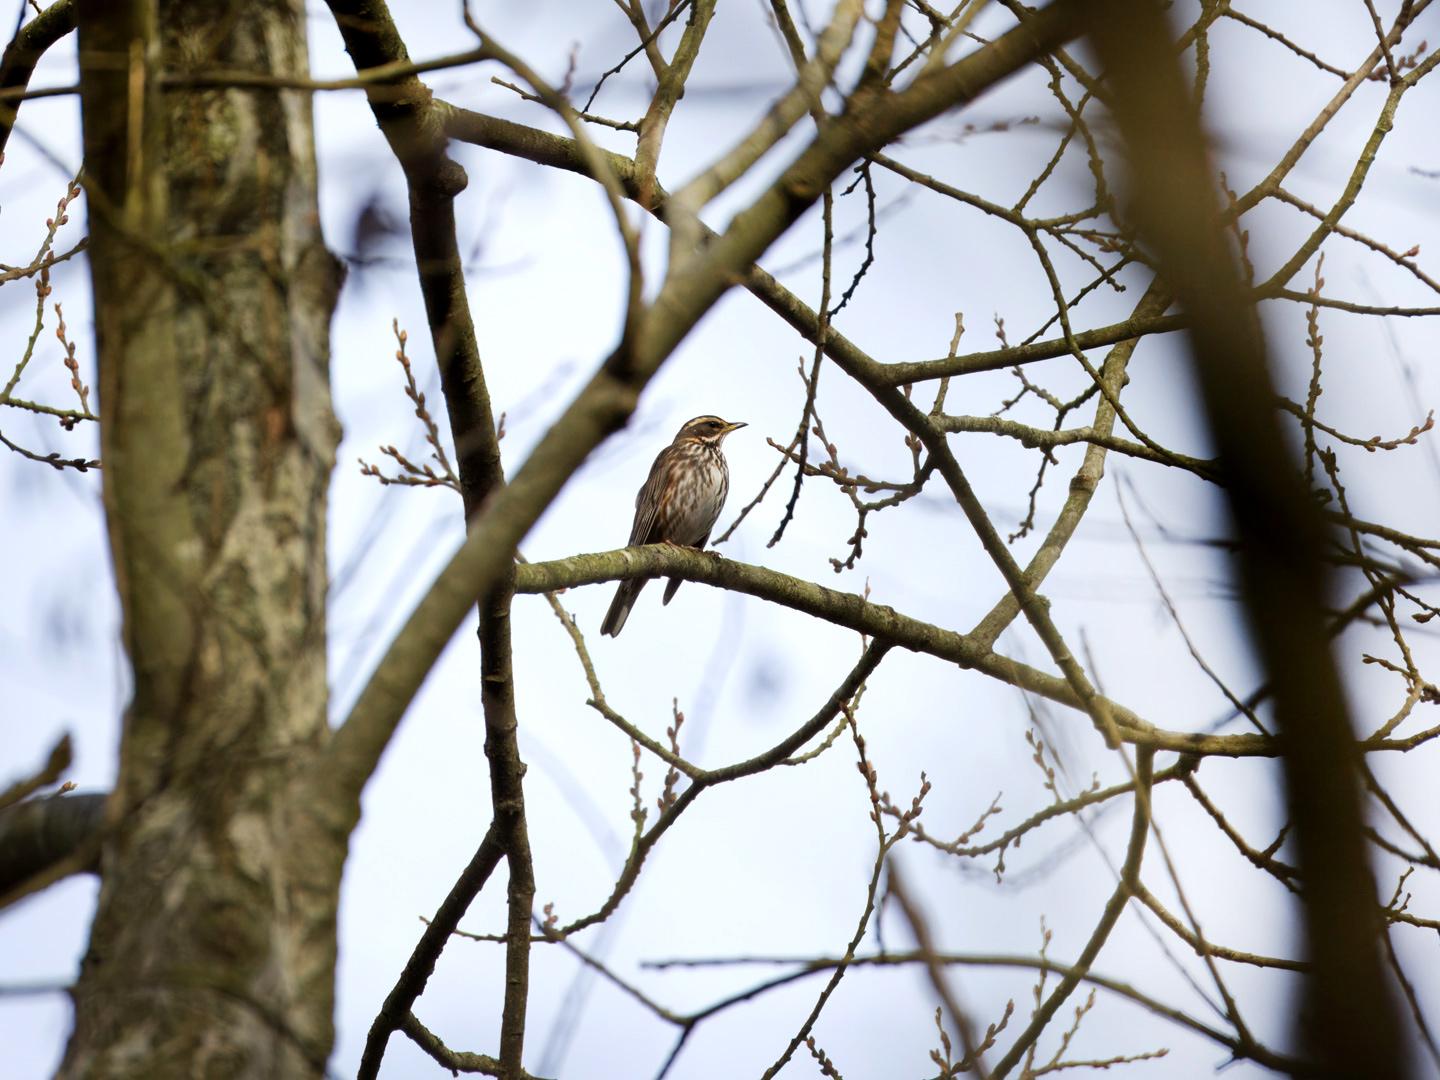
[600,415,747,637]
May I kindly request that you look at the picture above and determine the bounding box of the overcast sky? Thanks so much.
[3,2,1438,1077]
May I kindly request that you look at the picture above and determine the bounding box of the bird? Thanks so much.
[600,414,747,637]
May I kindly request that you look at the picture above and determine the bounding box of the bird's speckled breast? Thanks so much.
[657,440,729,545]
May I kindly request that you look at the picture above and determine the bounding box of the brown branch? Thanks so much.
[754,689,908,1079]
[556,641,890,940]
[512,546,1285,759]
[0,735,72,811]
[889,863,991,1076]
[587,0,683,104]
[0,427,99,471]
[358,826,507,1079]
[323,3,531,1075]
[400,1011,551,1079]
[0,0,76,159]
[642,949,1307,1072]
[991,748,1153,1077]
[900,757,1194,864]
[1087,3,1410,1074]
[0,792,106,901]
[1132,883,1306,972]
[1223,7,1349,78]
[632,0,715,205]
[935,412,1216,478]
[1229,3,1427,218]
[881,312,1187,384]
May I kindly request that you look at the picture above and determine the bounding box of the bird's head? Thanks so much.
[675,415,747,445]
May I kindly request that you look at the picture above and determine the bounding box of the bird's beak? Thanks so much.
[723,421,748,433]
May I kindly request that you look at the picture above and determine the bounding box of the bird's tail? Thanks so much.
[601,577,649,637]
[661,576,683,605]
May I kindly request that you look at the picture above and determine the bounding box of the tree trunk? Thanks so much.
[62,1,345,1075]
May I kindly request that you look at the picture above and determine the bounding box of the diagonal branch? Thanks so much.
[1086,2,1410,1074]
[0,0,77,159]
[358,826,506,1079]
[990,748,1153,1077]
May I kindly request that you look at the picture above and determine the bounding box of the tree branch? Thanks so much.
[0,793,105,904]
[991,749,1153,1077]
[324,3,533,1074]
[400,1011,552,1079]
[358,826,506,1079]
[512,545,1279,759]
[883,312,1187,383]
[1087,2,1409,1074]
[0,0,77,159]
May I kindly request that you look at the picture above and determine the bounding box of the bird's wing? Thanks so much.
[627,443,676,546]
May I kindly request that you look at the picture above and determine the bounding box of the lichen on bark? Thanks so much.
[62,2,345,1075]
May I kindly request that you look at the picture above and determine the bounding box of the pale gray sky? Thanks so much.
[3,1,1438,1077]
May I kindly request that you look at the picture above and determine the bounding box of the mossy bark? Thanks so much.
[62,2,344,1075]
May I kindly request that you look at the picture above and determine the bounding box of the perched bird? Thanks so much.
[600,414,747,637]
